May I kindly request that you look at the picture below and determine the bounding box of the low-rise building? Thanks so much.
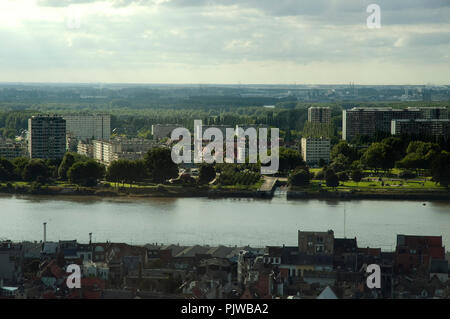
[93,138,158,165]
[152,124,182,141]
[0,139,27,159]
[395,234,445,274]
[298,230,334,256]
[77,140,94,158]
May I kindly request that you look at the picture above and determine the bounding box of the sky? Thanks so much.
[0,0,449,85]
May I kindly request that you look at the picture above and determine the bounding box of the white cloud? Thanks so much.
[0,0,448,84]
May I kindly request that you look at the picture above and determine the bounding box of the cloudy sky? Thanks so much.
[1,0,449,84]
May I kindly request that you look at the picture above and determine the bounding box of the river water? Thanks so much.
[0,192,449,250]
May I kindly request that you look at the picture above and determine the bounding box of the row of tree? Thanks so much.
[0,147,180,187]
[326,138,450,186]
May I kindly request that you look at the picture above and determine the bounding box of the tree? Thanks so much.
[12,157,29,180]
[325,169,339,188]
[350,169,363,184]
[131,159,147,183]
[106,160,130,186]
[144,147,179,183]
[331,141,358,162]
[198,163,216,184]
[288,168,311,186]
[397,141,440,172]
[329,154,351,173]
[68,160,105,186]
[381,137,405,164]
[279,147,305,172]
[58,153,76,180]
[0,157,14,182]
[361,142,392,173]
[431,151,450,187]
[23,160,50,183]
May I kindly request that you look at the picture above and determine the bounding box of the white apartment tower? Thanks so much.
[301,137,330,166]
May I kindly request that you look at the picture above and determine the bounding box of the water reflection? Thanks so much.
[0,195,448,250]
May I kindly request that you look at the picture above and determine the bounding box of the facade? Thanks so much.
[391,119,450,138]
[77,140,94,158]
[420,106,447,119]
[27,115,66,159]
[152,124,181,141]
[308,107,331,124]
[342,107,448,141]
[298,230,334,256]
[63,114,111,142]
[0,139,27,159]
[93,138,157,165]
[300,137,330,166]
[395,235,445,274]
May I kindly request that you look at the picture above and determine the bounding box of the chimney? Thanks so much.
[43,222,47,244]
[89,233,92,245]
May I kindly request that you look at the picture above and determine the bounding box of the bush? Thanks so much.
[325,169,339,188]
[350,169,363,183]
[289,169,310,186]
[156,184,166,192]
[198,164,216,184]
[315,169,326,180]
[399,170,417,179]
[336,171,349,182]
[218,169,261,186]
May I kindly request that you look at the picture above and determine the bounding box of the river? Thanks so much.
[0,192,449,250]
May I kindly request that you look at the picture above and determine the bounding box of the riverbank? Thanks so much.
[0,182,262,198]
[287,188,450,200]
[0,181,448,200]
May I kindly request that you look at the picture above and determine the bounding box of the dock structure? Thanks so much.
[257,176,279,198]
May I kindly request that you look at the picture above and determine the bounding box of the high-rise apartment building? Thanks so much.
[28,116,66,159]
[391,119,450,138]
[300,137,330,166]
[308,107,331,124]
[420,107,448,120]
[342,107,448,141]
[63,114,111,141]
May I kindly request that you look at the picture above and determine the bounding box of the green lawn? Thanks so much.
[309,179,445,191]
